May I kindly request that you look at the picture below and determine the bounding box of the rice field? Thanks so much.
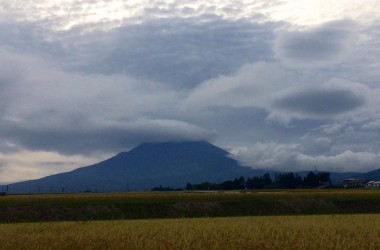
[0,214,379,250]
[3,189,380,204]
[1,189,380,223]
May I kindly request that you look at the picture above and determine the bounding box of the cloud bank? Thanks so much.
[0,0,380,182]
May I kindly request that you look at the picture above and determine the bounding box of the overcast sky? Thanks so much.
[0,0,380,183]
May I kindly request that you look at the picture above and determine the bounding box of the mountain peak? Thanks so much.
[128,140,229,156]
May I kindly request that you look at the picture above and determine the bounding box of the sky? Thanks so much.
[0,0,380,183]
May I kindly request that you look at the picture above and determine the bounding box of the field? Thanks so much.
[0,214,379,249]
[1,189,380,222]
[1,189,380,249]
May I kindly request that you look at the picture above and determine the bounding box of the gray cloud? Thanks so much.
[60,17,278,87]
[184,62,370,122]
[275,20,358,67]
[274,88,365,116]
[0,49,213,155]
[0,118,214,155]
[1,2,380,181]
[266,78,372,123]
[0,21,65,60]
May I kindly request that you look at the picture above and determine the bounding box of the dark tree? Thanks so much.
[233,177,246,190]
[277,172,302,189]
[151,185,176,191]
[316,172,331,185]
[186,183,193,190]
[303,172,319,187]
[262,173,273,186]
[221,180,235,190]
[247,177,265,189]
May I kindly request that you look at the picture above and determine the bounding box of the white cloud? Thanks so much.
[184,62,298,111]
[267,0,380,25]
[230,142,380,173]
[362,120,380,130]
[230,142,300,169]
[298,151,380,173]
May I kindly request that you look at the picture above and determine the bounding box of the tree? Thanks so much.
[262,173,272,186]
[303,172,319,187]
[277,172,302,189]
[221,180,235,190]
[317,172,331,184]
[246,177,262,189]
[233,177,246,190]
[186,183,193,190]
[316,172,331,185]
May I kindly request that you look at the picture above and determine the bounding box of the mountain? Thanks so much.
[362,168,380,181]
[7,141,380,193]
[329,169,380,185]
[8,141,269,193]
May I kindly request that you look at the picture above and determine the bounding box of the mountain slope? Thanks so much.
[8,141,268,193]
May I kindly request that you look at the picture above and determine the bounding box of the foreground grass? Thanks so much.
[0,214,379,250]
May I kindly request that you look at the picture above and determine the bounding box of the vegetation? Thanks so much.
[185,171,331,190]
[151,186,182,191]
[1,190,380,249]
[0,214,379,249]
[1,189,380,222]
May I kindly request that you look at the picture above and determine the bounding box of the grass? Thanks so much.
[1,189,380,222]
[2,189,380,205]
[0,214,379,250]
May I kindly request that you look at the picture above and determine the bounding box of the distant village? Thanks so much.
[343,178,380,188]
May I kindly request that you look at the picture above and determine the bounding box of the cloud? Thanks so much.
[1,118,214,155]
[274,20,358,67]
[0,150,103,184]
[273,86,365,116]
[299,151,380,173]
[0,20,65,60]
[230,142,380,173]
[0,49,214,155]
[300,136,332,155]
[0,0,283,30]
[184,62,298,110]
[1,1,380,183]
[60,17,278,87]
[362,120,380,130]
[185,62,370,123]
[230,142,300,169]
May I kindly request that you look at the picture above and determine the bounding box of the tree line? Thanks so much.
[184,172,331,191]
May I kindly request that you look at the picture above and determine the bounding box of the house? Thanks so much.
[343,178,366,188]
[366,181,380,188]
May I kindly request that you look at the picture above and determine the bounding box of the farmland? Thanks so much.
[0,214,379,249]
[1,189,380,249]
[1,189,380,222]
